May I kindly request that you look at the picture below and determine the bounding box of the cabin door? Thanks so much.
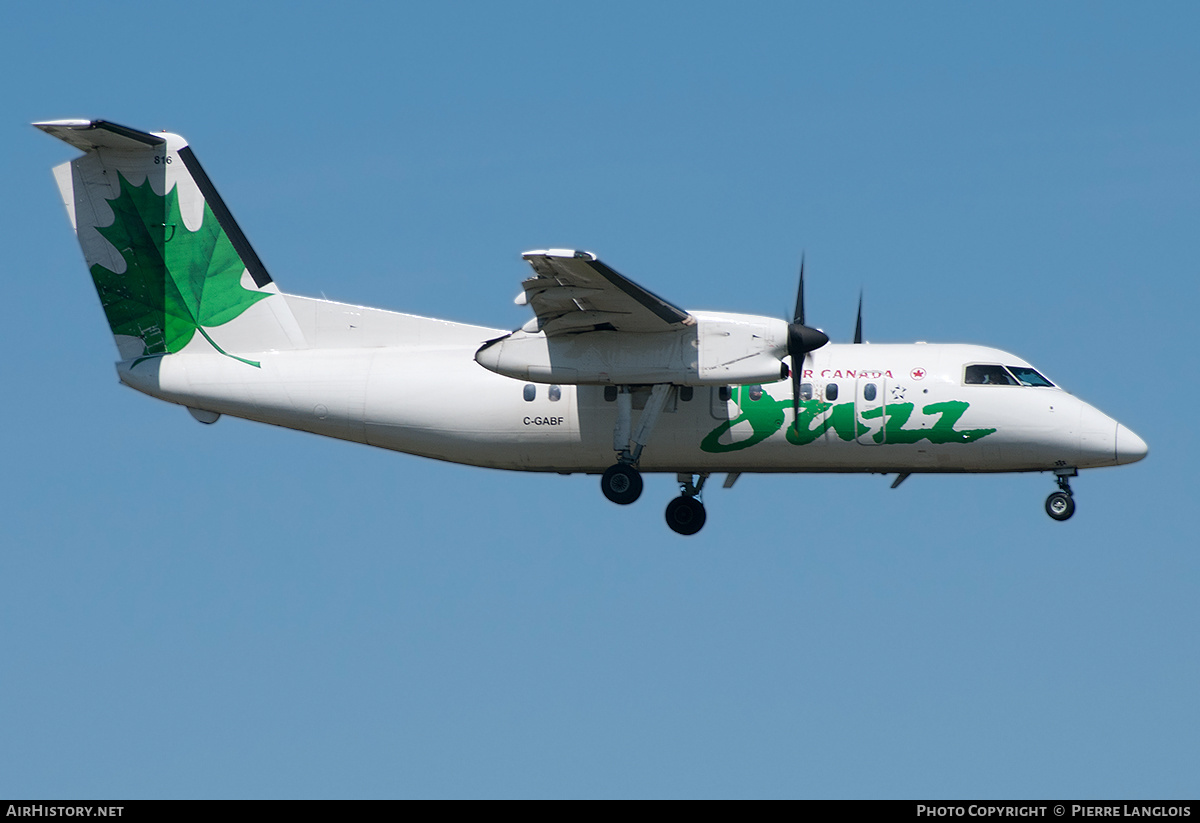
[855,377,886,445]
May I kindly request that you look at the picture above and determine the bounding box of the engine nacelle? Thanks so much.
[475,311,789,386]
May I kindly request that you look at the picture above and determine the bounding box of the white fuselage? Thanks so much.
[115,294,1142,476]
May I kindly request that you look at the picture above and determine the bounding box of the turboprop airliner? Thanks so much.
[37,119,1148,535]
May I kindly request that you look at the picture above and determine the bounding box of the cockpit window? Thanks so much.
[964,364,1019,385]
[1006,366,1055,387]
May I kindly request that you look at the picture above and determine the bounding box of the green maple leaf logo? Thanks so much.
[90,173,271,367]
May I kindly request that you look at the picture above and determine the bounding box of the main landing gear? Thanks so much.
[665,474,707,536]
[601,463,643,505]
[1045,469,1077,521]
[600,384,671,507]
[599,383,708,535]
[601,464,709,535]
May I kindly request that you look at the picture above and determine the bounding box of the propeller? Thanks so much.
[788,255,830,423]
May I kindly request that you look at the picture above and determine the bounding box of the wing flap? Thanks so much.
[520,250,693,335]
[541,311,632,335]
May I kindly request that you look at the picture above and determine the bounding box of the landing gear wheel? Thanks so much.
[601,463,643,505]
[665,495,707,535]
[1045,491,1075,521]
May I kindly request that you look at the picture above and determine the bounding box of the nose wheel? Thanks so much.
[1045,470,1076,521]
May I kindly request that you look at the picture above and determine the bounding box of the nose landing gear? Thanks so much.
[1045,469,1076,521]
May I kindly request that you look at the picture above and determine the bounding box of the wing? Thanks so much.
[518,249,694,335]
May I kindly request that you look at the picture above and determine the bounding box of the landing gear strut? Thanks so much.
[600,384,674,506]
[1045,470,1076,521]
[665,473,708,536]
[599,384,710,535]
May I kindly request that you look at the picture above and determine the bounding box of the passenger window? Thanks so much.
[548,385,562,402]
[826,383,839,401]
[748,385,763,402]
[523,384,536,401]
[679,386,694,402]
[1007,366,1054,387]
[964,364,1018,386]
[864,383,877,401]
[800,382,813,401]
[719,386,732,402]
[604,386,618,402]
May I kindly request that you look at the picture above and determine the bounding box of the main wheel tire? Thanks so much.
[1045,491,1076,521]
[601,463,643,505]
[665,495,707,535]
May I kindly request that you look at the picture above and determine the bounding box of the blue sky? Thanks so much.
[2,1,1197,799]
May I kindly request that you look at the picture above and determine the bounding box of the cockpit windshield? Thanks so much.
[964,364,1018,385]
[964,363,1056,387]
[1006,366,1055,387]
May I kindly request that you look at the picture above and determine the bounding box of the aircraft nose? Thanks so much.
[1115,423,1148,465]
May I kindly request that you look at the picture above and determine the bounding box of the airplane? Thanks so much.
[36,119,1148,535]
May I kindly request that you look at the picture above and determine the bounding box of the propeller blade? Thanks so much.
[792,352,803,424]
[793,255,806,326]
[785,253,828,428]
[853,290,863,344]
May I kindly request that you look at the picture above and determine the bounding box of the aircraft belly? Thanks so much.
[119,350,372,444]
[362,349,590,469]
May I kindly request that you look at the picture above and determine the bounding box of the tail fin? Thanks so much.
[36,119,305,364]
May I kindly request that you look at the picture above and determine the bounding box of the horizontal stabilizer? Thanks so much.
[34,119,166,152]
